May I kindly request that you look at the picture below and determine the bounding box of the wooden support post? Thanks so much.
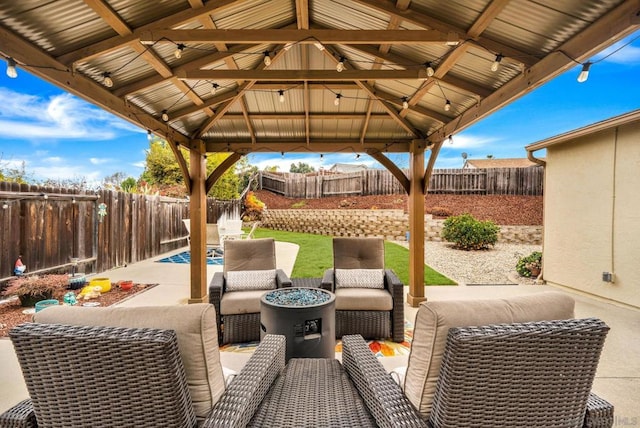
[188,141,208,304]
[407,142,427,307]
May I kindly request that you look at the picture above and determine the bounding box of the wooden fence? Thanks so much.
[260,167,543,198]
[0,182,240,283]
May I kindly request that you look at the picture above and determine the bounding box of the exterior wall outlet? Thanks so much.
[602,272,615,283]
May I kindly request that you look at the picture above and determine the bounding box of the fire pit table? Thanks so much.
[260,287,335,361]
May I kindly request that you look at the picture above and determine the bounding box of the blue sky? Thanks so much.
[1,31,639,182]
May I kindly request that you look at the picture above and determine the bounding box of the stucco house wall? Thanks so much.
[530,111,640,308]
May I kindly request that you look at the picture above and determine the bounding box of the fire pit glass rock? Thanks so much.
[263,288,331,306]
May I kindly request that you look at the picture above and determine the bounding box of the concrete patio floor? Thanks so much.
[1,242,638,424]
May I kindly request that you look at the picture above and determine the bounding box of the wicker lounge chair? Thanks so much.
[209,238,292,345]
[322,237,404,342]
[0,304,286,428]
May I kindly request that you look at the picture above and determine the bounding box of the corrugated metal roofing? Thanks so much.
[0,0,636,154]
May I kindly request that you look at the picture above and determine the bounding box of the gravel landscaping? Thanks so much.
[395,241,542,286]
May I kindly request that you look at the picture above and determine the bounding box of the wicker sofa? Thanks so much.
[322,237,404,342]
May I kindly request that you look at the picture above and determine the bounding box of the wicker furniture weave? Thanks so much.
[322,237,404,342]
[209,238,292,345]
[428,318,613,428]
[0,323,285,428]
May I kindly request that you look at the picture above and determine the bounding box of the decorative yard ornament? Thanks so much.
[98,202,107,222]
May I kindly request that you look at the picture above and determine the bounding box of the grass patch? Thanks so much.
[251,228,456,285]
[290,201,306,208]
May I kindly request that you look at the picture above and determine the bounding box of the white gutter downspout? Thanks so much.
[526,146,545,282]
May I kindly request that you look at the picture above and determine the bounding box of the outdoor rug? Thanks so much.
[220,321,413,357]
[156,249,224,265]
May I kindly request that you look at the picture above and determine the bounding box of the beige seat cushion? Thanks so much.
[404,292,575,418]
[335,287,393,311]
[220,289,269,315]
[34,304,224,424]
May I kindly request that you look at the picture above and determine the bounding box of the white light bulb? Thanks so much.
[147,130,152,141]
[278,90,285,103]
[263,52,272,67]
[334,94,341,106]
[444,100,451,112]
[336,58,345,73]
[577,62,591,83]
[6,58,17,78]
[491,54,503,72]
[211,83,219,95]
[2,203,8,209]
[103,73,113,88]
[174,44,184,59]
[425,63,435,77]
[402,98,409,110]
[161,110,169,122]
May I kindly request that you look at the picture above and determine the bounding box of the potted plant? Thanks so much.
[2,274,69,307]
[516,251,542,278]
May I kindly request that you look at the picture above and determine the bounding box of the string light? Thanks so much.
[491,54,503,72]
[174,44,185,59]
[448,135,454,145]
[161,110,169,122]
[334,93,341,106]
[102,72,113,88]
[336,57,345,73]
[147,130,152,141]
[278,90,285,103]
[425,62,435,77]
[577,62,591,83]
[6,58,17,78]
[263,51,272,66]
[211,83,219,95]
[444,100,451,112]
[402,97,409,110]
[355,154,360,159]
[2,202,8,209]
[320,154,324,159]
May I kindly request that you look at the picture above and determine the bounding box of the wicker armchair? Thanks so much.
[209,238,291,345]
[0,323,285,428]
[322,237,404,342]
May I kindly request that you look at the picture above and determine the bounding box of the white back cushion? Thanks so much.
[335,268,384,289]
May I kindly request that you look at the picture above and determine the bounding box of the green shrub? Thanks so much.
[516,251,542,277]
[441,213,499,250]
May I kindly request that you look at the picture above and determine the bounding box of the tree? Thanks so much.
[0,159,31,184]
[102,172,129,190]
[140,139,240,199]
[290,162,315,173]
[120,177,137,193]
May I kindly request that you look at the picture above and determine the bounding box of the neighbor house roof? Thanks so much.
[328,163,368,173]
[463,158,540,169]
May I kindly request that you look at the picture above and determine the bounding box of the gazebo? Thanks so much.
[1,0,637,305]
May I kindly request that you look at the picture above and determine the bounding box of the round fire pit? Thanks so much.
[260,287,335,361]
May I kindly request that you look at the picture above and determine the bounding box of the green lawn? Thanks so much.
[251,228,456,285]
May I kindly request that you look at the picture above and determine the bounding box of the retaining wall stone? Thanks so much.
[261,209,542,245]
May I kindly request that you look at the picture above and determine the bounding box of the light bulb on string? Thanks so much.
[2,202,8,209]
[402,97,409,110]
[444,100,451,112]
[161,110,169,122]
[278,90,285,103]
[577,62,591,83]
[211,83,219,95]
[147,130,152,141]
[336,57,345,73]
[102,72,113,88]
[448,135,454,145]
[425,62,435,77]
[334,94,341,106]
[6,58,17,78]
[174,44,185,59]
[263,51,272,66]
[491,54,503,72]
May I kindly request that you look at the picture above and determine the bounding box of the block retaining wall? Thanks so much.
[261,209,542,245]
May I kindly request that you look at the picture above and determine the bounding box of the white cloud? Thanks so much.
[89,157,111,165]
[445,134,499,150]
[0,89,140,141]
